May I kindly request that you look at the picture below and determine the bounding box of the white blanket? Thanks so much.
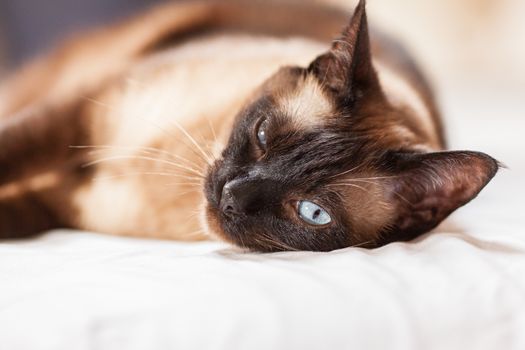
[1,85,525,350]
[1,168,525,349]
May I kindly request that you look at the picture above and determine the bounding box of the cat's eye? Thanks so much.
[297,200,332,226]
[256,119,268,149]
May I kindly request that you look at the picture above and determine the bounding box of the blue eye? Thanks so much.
[298,200,332,226]
[256,119,268,148]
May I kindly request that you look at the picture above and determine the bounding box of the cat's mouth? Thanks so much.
[203,163,235,242]
[203,184,243,249]
[203,165,265,250]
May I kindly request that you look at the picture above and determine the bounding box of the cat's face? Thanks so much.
[204,0,498,252]
[204,67,390,251]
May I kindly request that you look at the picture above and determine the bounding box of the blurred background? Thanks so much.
[0,0,163,68]
[0,0,523,168]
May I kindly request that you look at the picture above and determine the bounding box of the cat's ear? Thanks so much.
[379,151,499,243]
[308,0,379,102]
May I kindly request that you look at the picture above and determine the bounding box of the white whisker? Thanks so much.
[352,240,374,248]
[71,145,205,171]
[164,118,214,165]
[128,79,214,166]
[327,162,368,179]
[82,155,204,178]
[86,150,205,177]
[327,183,369,193]
[206,117,218,145]
[82,92,213,167]
[91,171,202,182]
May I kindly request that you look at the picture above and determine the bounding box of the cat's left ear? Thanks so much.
[308,0,380,103]
[378,150,500,243]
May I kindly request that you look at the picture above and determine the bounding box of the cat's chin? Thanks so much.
[204,205,237,247]
[203,205,279,253]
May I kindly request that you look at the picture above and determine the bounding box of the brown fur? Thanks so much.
[0,0,497,251]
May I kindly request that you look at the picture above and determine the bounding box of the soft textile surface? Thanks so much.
[1,80,525,350]
[2,172,525,349]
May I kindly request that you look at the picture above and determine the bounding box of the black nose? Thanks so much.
[220,182,239,216]
[219,178,273,216]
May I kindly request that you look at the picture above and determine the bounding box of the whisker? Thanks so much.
[257,232,299,251]
[81,96,114,109]
[330,179,415,206]
[169,189,202,201]
[82,155,204,178]
[164,181,203,187]
[206,117,218,145]
[327,162,368,179]
[139,118,211,165]
[193,127,216,161]
[327,183,369,193]
[351,240,374,248]
[91,171,202,182]
[185,210,201,220]
[86,150,205,178]
[126,76,213,163]
[89,149,205,175]
[164,119,214,165]
[329,176,398,188]
[391,191,415,206]
[184,228,208,238]
[326,188,346,203]
[348,175,398,181]
[82,92,213,167]
[71,145,205,171]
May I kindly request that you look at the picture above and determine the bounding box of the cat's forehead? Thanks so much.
[263,68,335,129]
[276,74,334,129]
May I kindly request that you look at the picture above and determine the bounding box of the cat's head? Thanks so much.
[204,0,498,252]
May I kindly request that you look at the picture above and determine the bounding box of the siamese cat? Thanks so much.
[0,0,498,251]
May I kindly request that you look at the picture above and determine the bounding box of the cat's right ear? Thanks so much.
[307,0,380,104]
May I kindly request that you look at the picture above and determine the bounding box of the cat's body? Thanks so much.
[0,0,497,251]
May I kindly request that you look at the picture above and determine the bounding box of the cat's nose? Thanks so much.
[220,182,240,216]
[220,178,265,216]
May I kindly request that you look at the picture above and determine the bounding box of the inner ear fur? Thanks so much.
[377,150,499,244]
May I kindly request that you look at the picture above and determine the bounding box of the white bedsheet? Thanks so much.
[1,167,525,350]
[1,86,525,350]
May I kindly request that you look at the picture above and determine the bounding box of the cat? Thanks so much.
[0,0,498,252]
